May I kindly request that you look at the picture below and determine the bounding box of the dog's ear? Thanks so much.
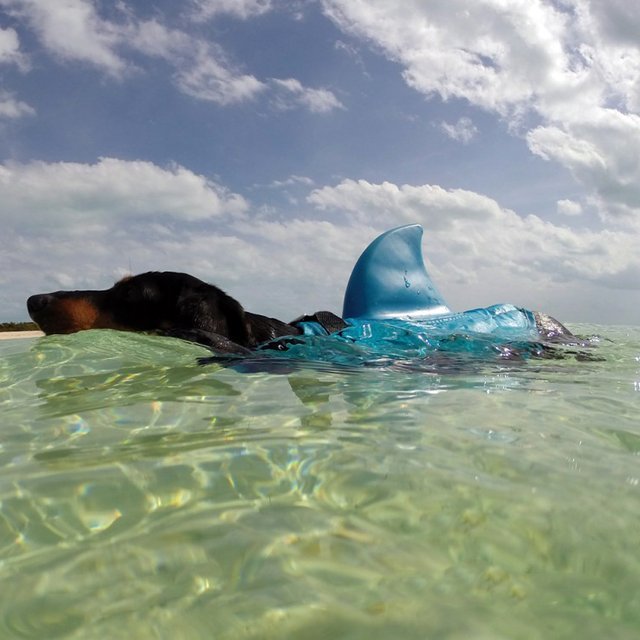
[176,291,250,346]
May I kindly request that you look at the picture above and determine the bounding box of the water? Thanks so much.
[0,326,639,639]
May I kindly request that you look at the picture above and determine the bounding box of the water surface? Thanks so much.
[1,326,639,639]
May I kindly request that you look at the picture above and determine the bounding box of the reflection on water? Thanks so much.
[1,327,640,639]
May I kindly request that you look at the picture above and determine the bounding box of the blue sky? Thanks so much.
[1,0,639,325]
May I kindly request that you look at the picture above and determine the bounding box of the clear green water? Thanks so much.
[1,327,639,639]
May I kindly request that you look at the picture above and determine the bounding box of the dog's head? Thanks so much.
[27,271,249,344]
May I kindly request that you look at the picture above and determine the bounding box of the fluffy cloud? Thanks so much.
[0,157,250,319]
[528,109,640,221]
[175,42,267,105]
[440,117,478,144]
[270,78,344,113]
[0,0,128,75]
[0,157,356,321]
[0,91,34,118]
[1,158,638,323]
[322,0,577,116]
[190,0,273,21]
[0,26,33,117]
[557,199,583,217]
[0,25,27,68]
[0,157,248,229]
[3,2,640,324]
[0,0,340,112]
[321,0,640,222]
[268,175,315,189]
[0,1,264,104]
[308,179,640,296]
[0,216,356,325]
[131,23,342,111]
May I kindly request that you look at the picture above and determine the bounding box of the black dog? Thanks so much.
[27,271,344,354]
[27,270,583,361]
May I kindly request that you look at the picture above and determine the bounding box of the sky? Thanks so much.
[1,0,639,325]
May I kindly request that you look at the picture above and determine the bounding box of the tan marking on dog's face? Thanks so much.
[40,298,125,334]
[57,298,101,331]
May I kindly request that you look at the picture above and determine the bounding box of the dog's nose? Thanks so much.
[27,293,54,316]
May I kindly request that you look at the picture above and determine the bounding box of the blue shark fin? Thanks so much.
[342,224,451,319]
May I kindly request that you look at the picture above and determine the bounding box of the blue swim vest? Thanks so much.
[295,224,539,357]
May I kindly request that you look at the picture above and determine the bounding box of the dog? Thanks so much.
[26,271,339,354]
[27,270,582,361]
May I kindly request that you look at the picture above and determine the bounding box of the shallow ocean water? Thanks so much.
[1,326,639,639]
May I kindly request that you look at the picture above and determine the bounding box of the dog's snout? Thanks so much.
[27,293,54,317]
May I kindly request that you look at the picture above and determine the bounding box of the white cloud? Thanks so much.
[190,0,273,21]
[176,43,267,105]
[440,117,478,144]
[121,19,266,105]
[0,157,256,320]
[322,0,578,117]
[127,18,189,59]
[557,199,583,217]
[0,25,28,69]
[1,162,638,323]
[1,2,339,112]
[132,27,338,110]
[308,178,640,296]
[270,77,344,113]
[1,216,356,325]
[0,91,35,118]
[0,157,354,321]
[0,0,129,76]
[0,157,248,229]
[527,109,640,221]
[0,1,267,105]
[3,2,639,324]
[268,175,315,188]
[582,0,640,46]
[0,27,33,117]
[321,0,640,224]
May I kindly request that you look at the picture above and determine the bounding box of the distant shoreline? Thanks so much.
[0,330,44,340]
[0,322,39,333]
